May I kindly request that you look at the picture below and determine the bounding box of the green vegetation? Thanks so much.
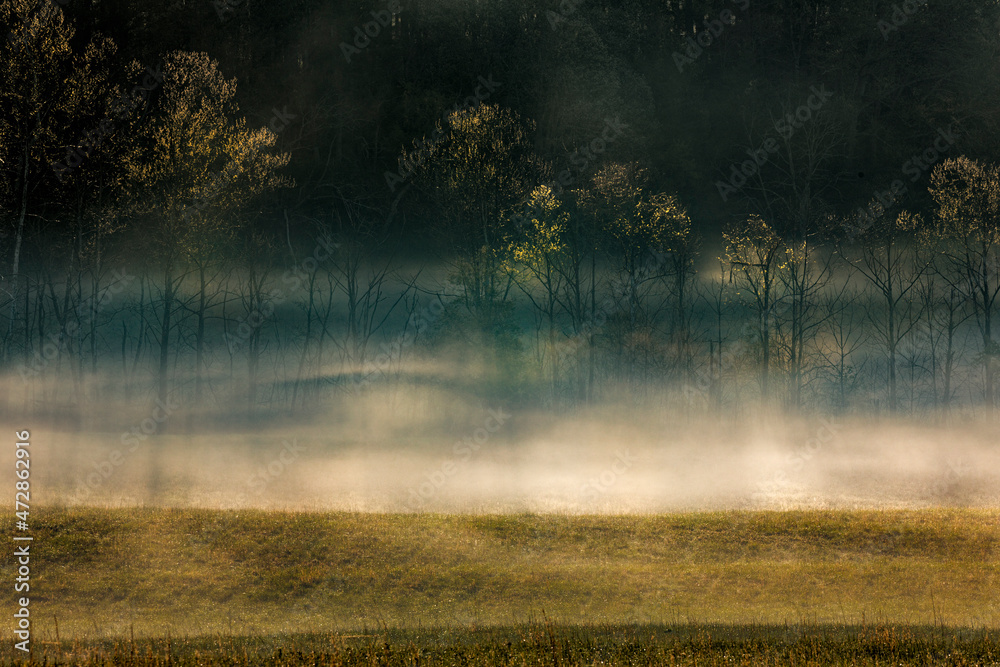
[7,508,998,641]
[4,623,1000,666]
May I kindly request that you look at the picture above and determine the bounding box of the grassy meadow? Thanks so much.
[1,507,998,664]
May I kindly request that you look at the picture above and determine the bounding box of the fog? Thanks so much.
[3,0,1000,529]
[16,376,997,514]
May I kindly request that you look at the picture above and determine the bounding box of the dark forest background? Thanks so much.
[2,0,1000,425]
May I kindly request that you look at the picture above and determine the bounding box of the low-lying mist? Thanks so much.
[11,369,997,514]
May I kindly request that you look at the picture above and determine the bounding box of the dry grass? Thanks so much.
[3,623,1000,666]
[3,506,998,643]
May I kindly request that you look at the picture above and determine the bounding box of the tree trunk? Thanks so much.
[292,270,316,409]
[157,262,174,408]
[8,139,31,359]
[196,265,207,403]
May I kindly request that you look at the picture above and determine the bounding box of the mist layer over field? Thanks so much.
[5,245,996,517]
[15,379,995,513]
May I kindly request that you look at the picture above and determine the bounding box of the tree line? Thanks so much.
[1,0,999,421]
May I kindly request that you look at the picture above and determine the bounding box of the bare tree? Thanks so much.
[818,283,868,413]
[842,205,928,412]
[126,51,289,406]
[927,156,1000,409]
[774,238,838,409]
[724,214,784,402]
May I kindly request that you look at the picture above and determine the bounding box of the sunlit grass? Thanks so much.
[6,507,999,642]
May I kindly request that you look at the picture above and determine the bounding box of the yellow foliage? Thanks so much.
[510,185,569,266]
[928,156,1000,246]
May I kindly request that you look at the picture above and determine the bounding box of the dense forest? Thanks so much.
[2,0,1000,423]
